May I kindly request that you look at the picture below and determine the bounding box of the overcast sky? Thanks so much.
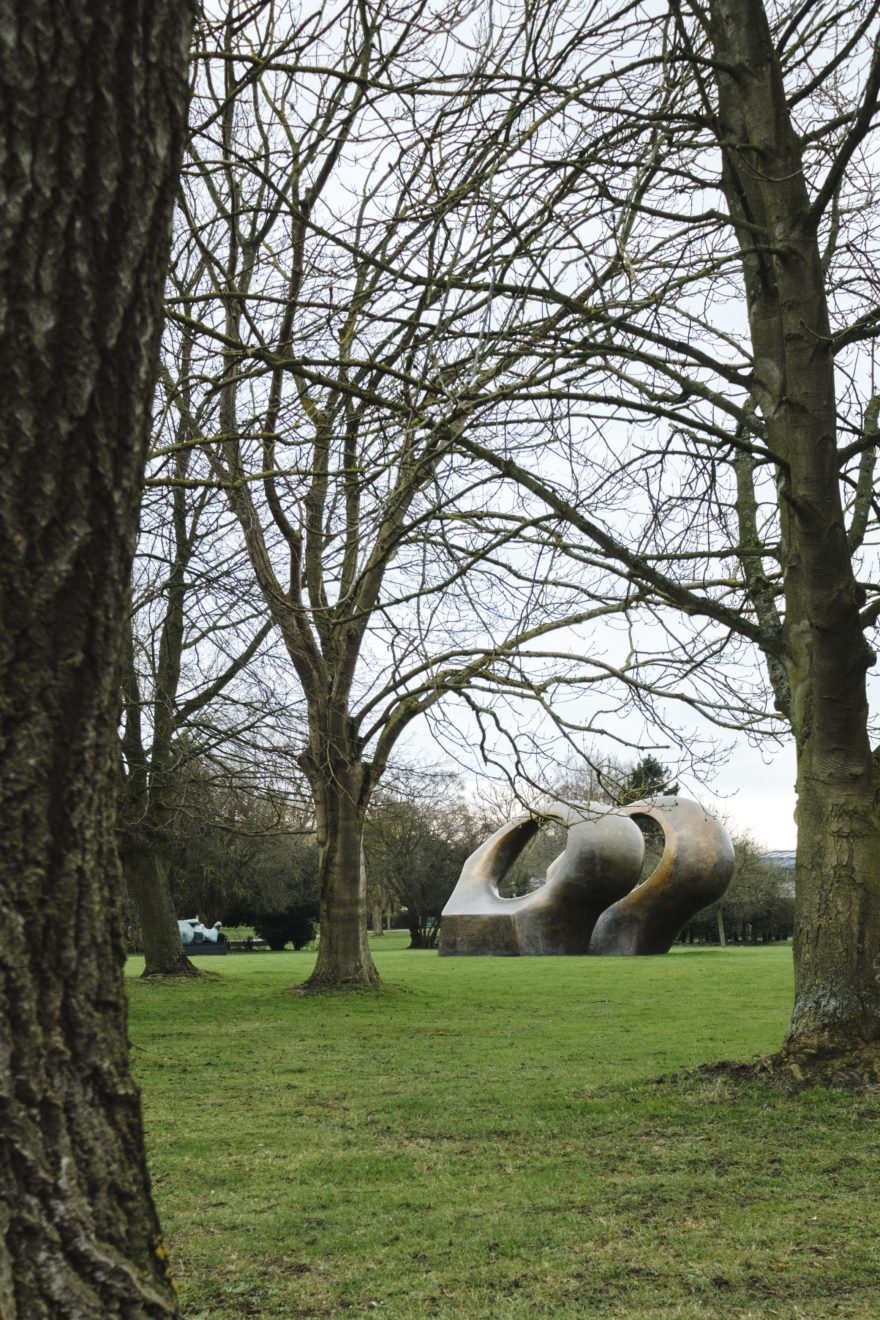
[686,739,797,851]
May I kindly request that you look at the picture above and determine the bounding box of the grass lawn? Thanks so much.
[127,939,879,1318]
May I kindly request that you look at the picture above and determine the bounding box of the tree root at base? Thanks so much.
[293,974,383,996]
[660,1042,880,1093]
[138,962,212,982]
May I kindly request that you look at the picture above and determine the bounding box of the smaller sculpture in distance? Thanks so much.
[177,916,223,945]
[438,796,734,957]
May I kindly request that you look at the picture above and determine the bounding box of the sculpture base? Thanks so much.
[438,913,520,956]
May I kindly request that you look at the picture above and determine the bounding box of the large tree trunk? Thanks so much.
[302,761,379,990]
[710,0,880,1060]
[123,840,200,978]
[789,763,880,1050]
[0,1,191,1313]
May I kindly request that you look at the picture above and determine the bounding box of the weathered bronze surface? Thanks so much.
[438,796,733,957]
[588,796,734,954]
[438,806,645,956]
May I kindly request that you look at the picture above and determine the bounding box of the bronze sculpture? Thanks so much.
[438,796,733,956]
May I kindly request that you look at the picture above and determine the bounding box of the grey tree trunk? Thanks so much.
[709,0,880,1056]
[302,758,379,990]
[118,504,198,979]
[0,1,192,1313]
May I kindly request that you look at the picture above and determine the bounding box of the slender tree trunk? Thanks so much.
[409,918,440,950]
[716,910,727,948]
[118,532,198,979]
[0,1,191,1313]
[302,761,379,990]
[123,841,200,978]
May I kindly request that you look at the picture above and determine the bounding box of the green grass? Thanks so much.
[127,941,880,1319]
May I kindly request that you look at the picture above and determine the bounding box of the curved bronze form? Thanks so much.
[438,806,645,956]
[438,796,734,957]
[588,796,735,955]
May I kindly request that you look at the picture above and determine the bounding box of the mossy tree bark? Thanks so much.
[122,842,200,979]
[708,0,880,1055]
[0,0,192,1313]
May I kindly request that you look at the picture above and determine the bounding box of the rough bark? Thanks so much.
[0,1,192,1313]
[301,753,379,991]
[122,843,200,979]
[710,0,880,1056]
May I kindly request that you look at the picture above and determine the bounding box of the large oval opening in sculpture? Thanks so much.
[588,798,735,955]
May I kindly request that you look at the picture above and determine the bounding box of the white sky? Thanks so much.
[684,739,797,851]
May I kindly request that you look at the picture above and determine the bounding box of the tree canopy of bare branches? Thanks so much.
[161,0,664,988]
[438,0,880,1065]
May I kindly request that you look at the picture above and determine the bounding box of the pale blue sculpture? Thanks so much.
[178,916,222,945]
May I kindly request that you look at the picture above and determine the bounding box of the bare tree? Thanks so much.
[438,1,880,1071]
[119,433,283,975]
[0,0,191,1312]
[161,0,648,989]
[157,0,880,1052]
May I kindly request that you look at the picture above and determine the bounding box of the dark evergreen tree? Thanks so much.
[620,756,680,805]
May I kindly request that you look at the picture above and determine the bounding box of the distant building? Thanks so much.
[762,850,795,871]
[762,850,796,898]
